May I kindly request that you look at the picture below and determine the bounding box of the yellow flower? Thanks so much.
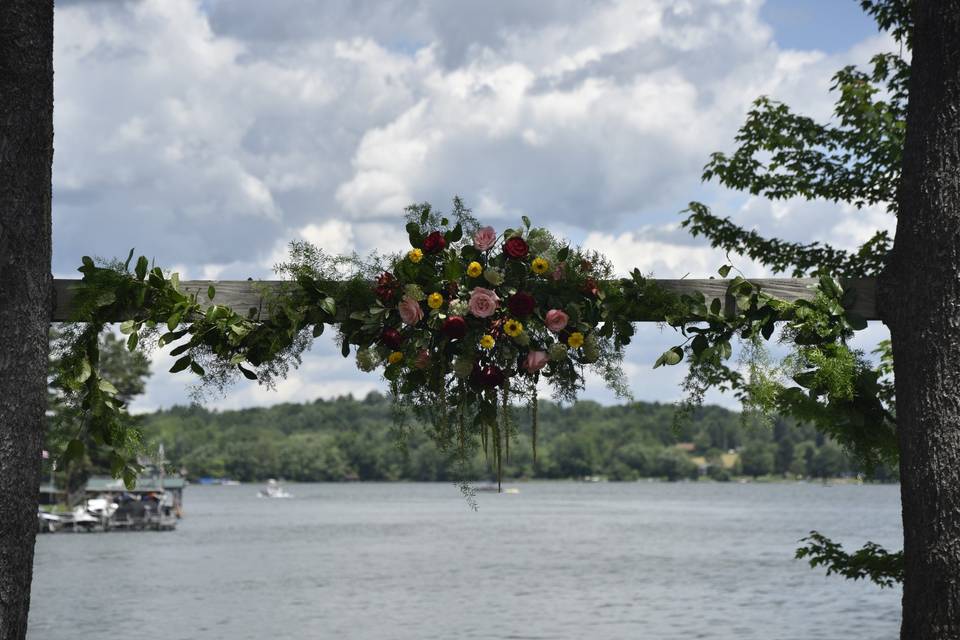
[427,292,444,309]
[408,248,423,263]
[504,319,523,337]
[388,351,404,365]
[480,334,496,349]
[531,257,550,275]
[567,332,585,349]
[467,261,483,278]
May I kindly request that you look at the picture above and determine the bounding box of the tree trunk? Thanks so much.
[0,2,54,639]
[880,3,960,638]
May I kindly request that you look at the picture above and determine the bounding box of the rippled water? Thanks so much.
[30,482,902,639]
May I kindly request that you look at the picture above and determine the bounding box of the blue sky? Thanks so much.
[51,0,897,412]
[762,0,880,52]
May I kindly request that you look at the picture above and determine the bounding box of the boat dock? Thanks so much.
[37,475,186,534]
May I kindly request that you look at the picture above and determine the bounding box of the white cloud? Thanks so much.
[583,225,769,278]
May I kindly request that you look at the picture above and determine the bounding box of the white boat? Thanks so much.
[37,510,62,533]
[85,497,118,518]
[474,484,519,494]
[257,479,292,499]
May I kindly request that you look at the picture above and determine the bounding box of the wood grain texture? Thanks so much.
[51,277,879,322]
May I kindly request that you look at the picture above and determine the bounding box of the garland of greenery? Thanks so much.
[51,199,894,497]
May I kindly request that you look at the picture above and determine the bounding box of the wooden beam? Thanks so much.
[51,277,879,323]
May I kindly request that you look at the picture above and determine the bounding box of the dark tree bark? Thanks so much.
[880,3,960,638]
[0,2,54,639]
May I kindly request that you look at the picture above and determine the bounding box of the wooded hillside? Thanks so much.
[137,394,892,483]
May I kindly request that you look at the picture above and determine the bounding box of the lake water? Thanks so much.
[29,482,902,639]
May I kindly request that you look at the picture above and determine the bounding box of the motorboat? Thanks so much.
[37,510,62,533]
[258,479,292,499]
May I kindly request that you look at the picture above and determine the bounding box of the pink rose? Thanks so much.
[523,350,549,373]
[469,287,500,318]
[398,296,424,325]
[414,349,430,369]
[545,309,569,332]
[474,226,496,251]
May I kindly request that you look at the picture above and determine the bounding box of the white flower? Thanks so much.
[449,300,469,316]
[483,268,504,286]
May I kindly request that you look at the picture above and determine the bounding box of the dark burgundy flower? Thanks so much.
[441,316,467,339]
[582,277,599,298]
[381,327,404,349]
[507,292,536,318]
[423,231,447,254]
[446,281,460,298]
[471,363,505,388]
[374,272,399,303]
[503,236,529,259]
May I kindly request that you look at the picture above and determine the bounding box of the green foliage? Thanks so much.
[47,329,152,495]
[138,393,871,483]
[796,531,904,588]
[680,2,910,278]
[52,247,343,481]
[674,0,912,588]
[682,202,891,277]
[739,443,775,477]
[659,274,897,475]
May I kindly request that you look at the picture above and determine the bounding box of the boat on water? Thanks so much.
[258,479,293,499]
[37,510,62,533]
[474,484,520,494]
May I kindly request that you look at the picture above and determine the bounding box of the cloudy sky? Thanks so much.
[51,0,897,412]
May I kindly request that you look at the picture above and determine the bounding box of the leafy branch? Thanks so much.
[796,531,904,588]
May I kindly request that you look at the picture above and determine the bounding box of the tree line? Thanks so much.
[137,392,894,483]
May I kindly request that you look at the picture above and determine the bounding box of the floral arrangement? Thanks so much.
[341,203,633,481]
[53,198,882,503]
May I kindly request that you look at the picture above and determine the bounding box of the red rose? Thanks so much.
[381,327,404,349]
[374,272,399,303]
[582,277,599,298]
[471,363,505,388]
[441,316,467,339]
[423,231,447,254]
[507,292,535,318]
[504,237,529,259]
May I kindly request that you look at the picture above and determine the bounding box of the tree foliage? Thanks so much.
[682,1,910,278]
[796,531,904,588]
[140,393,877,483]
[675,0,911,586]
[46,329,151,495]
